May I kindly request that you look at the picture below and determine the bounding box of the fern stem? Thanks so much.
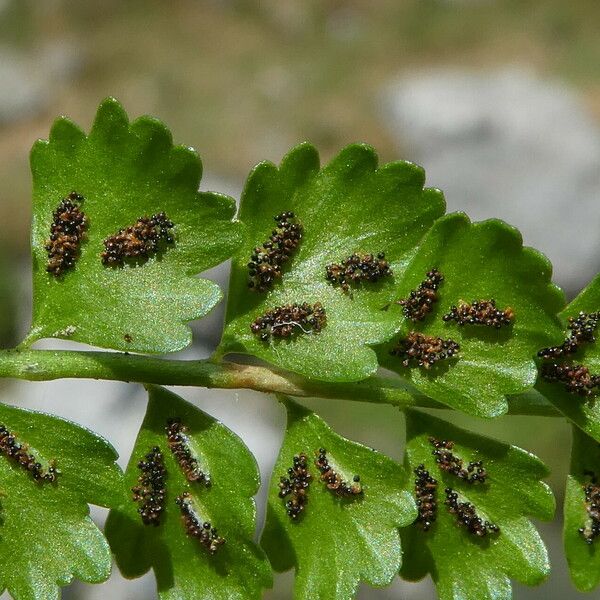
[0,349,560,416]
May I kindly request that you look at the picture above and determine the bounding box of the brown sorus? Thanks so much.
[568,312,600,342]
[279,453,312,520]
[132,446,166,526]
[398,269,444,322]
[0,424,59,484]
[538,311,600,359]
[429,437,487,484]
[250,302,326,341]
[248,211,302,292]
[540,362,600,397]
[390,331,459,369]
[443,299,514,329]
[165,418,210,486]
[314,448,362,498]
[414,464,437,531]
[579,477,600,545]
[175,492,225,554]
[326,252,392,294]
[45,191,88,276]
[445,488,499,537]
[101,212,174,266]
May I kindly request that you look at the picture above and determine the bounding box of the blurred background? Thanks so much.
[1,1,599,598]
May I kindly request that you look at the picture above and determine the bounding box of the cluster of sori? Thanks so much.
[391,331,460,369]
[445,488,499,537]
[101,212,174,266]
[0,424,59,483]
[443,299,514,329]
[414,464,437,531]
[398,269,444,322]
[315,448,363,497]
[247,211,303,292]
[250,302,326,341]
[45,191,88,276]
[579,476,600,545]
[538,311,600,396]
[538,311,600,359]
[278,453,312,520]
[541,363,600,397]
[429,437,487,484]
[175,492,225,554]
[568,311,600,343]
[325,252,392,294]
[165,419,211,486]
[132,446,166,526]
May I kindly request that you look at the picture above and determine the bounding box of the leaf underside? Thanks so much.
[260,396,416,600]
[400,410,554,600]
[378,213,565,417]
[0,403,123,600]
[29,97,243,354]
[105,386,272,600]
[563,426,600,592]
[538,273,600,441]
[220,142,445,382]
[17,94,600,600]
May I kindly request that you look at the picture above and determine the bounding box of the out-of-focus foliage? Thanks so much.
[0,256,17,348]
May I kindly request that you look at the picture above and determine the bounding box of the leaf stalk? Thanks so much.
[0,349,560,416]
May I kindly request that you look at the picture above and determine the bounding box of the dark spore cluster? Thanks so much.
[101,212,174,266]
[429,437,487,484]
[443,299,514,329]
[579,479,600,545]
[250,302,326,341]
[278,453,312,520]
[326,252,392,294]
[540,362,600,397]
[538,311,600,359]
[390,331,460,369]
[445,488,499,537]
[314,448,362,497]
[569,311,600,343]
[398,268,444,322]
[248,211,302,292]
[175,492,225,554]
[0,424,59,483]
[45,191,88,276]
[414,464,437,531]
[165,418,211,486]
[132,446,166,526]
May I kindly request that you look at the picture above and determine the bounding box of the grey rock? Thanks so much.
[0,42,83,126]
[384,68,600,294]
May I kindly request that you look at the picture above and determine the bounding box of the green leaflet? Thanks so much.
[401,410,554,600]
[378,213,565,417]
[260,396,416,599]
[105,386,272,599]
[0,403,123,600]
[28,98,243,354]
[537,273,600,441]
[219,142,445,382]
[564,426,600,592]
